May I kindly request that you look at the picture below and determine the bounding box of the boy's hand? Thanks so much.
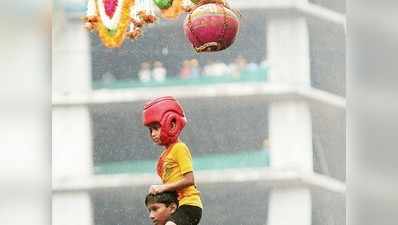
[148,184,167,194]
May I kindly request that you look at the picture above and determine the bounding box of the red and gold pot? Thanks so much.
[183,2,240,52]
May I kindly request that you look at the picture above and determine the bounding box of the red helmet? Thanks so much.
[143,96,187,145]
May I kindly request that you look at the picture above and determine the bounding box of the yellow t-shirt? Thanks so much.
[157,142,203,208]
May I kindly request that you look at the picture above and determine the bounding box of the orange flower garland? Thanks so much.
[96,0,135,48]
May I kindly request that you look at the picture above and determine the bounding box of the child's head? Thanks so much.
[145,191,178,225]
[143,96,187,146]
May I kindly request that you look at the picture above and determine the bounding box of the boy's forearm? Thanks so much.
[164,172,195,191]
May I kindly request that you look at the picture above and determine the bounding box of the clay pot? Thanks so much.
[183,3,239,52]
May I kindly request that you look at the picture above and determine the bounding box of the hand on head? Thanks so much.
[149,184,168,194]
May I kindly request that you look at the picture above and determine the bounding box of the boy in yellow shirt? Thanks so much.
[143,96,202,225]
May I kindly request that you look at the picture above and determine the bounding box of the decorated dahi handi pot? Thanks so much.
[183,0,240,52]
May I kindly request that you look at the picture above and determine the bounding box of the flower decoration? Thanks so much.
[83,0,157,48]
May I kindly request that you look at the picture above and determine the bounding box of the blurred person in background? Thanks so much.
[213,60,229,76]
[203,60,228,77]
[202,60,216,76]
[143,96,203,225]
[138,61,152,82]
[228,55,248,78]
[189,59,201,79]
[152,61,167,82]
[145,191,179,225]
[179,60,192,80]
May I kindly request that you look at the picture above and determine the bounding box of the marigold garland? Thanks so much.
[96,0,135,48]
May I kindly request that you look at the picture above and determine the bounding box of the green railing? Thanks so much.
[95,149,270,175]
[93,68,268,90]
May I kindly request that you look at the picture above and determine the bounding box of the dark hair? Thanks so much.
[145,191,179,207]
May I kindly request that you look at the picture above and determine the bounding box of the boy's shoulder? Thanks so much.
[173,141,189,149]
[171,142,190,152]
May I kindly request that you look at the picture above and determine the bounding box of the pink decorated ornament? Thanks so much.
[183,3,239,52]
